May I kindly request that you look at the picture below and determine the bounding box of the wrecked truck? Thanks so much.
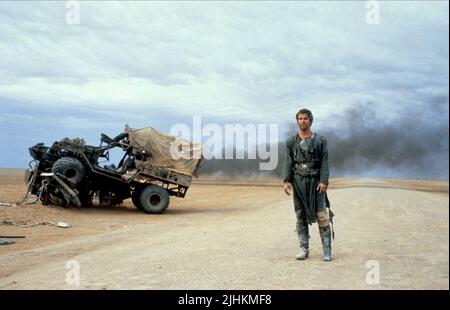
[25,125,202,214]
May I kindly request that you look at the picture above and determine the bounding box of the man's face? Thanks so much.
[297,113,311,130]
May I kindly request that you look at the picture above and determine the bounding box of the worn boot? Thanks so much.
[296,219,309,260]
[319,225,332,262]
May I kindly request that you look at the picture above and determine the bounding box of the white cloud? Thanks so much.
[0,0,448,125]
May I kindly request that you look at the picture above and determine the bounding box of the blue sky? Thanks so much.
[0,1,448,178]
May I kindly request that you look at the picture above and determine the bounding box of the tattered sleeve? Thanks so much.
[283,139,294,183]
[319,137,329,185]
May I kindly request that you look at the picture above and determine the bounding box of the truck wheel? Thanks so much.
[131,192,143,210]
[139,185,170,214]
[52,157,85,184]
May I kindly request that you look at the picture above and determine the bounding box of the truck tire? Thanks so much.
[139,185,170,214]
[52,157,85,184]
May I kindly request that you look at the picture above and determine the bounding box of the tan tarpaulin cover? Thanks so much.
[124,125,202,177]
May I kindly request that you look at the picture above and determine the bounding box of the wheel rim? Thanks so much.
[149,194,162,206]
[65,168,77,178]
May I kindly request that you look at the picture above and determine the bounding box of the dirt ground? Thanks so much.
[0,169,448,290]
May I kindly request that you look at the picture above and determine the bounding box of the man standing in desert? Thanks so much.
[283,109,332,261]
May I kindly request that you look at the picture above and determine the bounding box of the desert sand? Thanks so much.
[0,169,448,289]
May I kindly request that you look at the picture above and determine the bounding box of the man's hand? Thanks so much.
[316,182,328,194]
[283,181,292,196]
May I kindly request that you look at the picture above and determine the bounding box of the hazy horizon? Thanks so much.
[0,1,448,179]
